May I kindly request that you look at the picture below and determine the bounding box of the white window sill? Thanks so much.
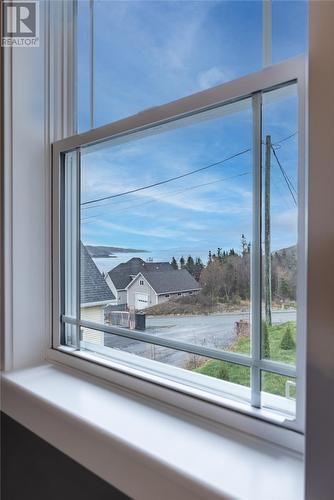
[1,363,304,500]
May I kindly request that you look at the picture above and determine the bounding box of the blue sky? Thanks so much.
[78,0,307,263]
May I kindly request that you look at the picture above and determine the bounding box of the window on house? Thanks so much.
[54,64,304,430]
[53,0,307,432]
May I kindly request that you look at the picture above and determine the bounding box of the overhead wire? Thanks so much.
[80,131,298,220]
[81,148,251,207]
[270,145,297,206]
[81,171,251,222]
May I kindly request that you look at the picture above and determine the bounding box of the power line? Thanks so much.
[81,171,251,222]
[272,131,297,147]
[271,145,297,194]
[81,131,297,209]
[82,168,249,213]
[271,145,297,206]
[80,148,251,207]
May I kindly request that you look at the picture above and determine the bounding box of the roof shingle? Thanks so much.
[107,258,172,290]
[81,244,115,305]
[131,269,201,294]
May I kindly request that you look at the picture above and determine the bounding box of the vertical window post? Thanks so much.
[251,92,262,408]
[89,0,94,130]
[262,0,272,67]
[64,149,81,348]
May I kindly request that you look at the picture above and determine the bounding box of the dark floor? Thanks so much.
[1,412,130,500]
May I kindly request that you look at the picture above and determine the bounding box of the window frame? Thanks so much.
[52,56,306,438]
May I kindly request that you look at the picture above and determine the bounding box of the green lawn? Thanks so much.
[195,321,296,398]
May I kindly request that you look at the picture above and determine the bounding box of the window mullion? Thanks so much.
[251,92,262,408]
[64,149,81,348]
[76,149,81,348]
[89,0,95,130]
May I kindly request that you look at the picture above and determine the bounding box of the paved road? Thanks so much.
[104,310,296,368]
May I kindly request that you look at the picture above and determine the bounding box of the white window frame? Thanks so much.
[51,55,306,446]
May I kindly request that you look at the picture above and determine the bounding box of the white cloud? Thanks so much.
[98,220,183,240]
[197,66,235,90]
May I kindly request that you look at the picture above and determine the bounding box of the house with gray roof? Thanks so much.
[105,257,174,305]
[106,257,201,310]
[80,244,116,343]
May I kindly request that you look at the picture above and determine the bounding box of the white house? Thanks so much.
[106,257,201,310]
[105,258,173,306]
[126,269,201,310]
[80,243,116,343]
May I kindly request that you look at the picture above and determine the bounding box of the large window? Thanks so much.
[53,56,305,431]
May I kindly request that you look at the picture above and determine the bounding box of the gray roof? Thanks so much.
[81,244,115,305]
[135,269,201,294]
[107,258,173,290]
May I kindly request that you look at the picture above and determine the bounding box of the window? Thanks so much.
[140,280,144,286]
[53,56,305,431]
[77,0,307,131]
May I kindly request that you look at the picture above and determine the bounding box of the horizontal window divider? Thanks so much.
[53,57,303,155]
[62,315,252,367]
[61,316,296,378]
[255,359,296,378]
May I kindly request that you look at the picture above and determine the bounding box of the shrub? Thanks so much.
[280,326,296,350]
[232,295,241,305]
[184,354,205,370]
[216,364,230,381]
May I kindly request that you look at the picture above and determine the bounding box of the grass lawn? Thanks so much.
[195,321,296,398]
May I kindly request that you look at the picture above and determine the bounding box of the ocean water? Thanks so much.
[93,249,209,273]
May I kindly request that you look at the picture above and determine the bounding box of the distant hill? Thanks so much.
[272,245,297,301]
[273,245,297,269]
[86,245,148,258]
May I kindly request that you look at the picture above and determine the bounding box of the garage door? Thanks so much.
[135,293,149,310]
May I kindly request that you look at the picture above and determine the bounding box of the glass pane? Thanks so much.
[77,1,308,132]
[261,83,298,365]
[79,98,253,360]
[261,371,296,417]
[196,358,250,388]
[78,0,262,129]
[64,151,79,346]
[272,0,308,65]
[79,327,251,403]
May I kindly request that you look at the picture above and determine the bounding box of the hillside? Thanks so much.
[86,245,148,258]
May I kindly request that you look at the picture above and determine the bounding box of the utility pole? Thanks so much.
[265,135,272,326]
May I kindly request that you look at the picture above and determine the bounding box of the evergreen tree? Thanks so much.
[171,257,178,270]
[208,250,212,264]
[280,326,295,350]
[279,278,290,299]
[185,255,195,276]
[194,257,204,280]
[180,256,185,269]
[241,234,248,255]
[216,363,230,381]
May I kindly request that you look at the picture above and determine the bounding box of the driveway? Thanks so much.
[104,310,296,368]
